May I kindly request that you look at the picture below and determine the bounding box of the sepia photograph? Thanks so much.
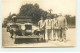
[2,0,76,47]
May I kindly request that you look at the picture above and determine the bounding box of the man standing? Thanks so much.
[43,14,52,41]
[52,15,60,41]
[38,16,45,40]
[57,13,68,42]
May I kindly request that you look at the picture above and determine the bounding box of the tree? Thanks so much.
[65,15,76,27]
[65,15,71,25]
[7,13,16,22]
[18,3,48,24]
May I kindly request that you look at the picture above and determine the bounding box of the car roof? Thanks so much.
[13,16,32,19]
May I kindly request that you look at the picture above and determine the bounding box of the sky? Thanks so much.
[2,0,76,21]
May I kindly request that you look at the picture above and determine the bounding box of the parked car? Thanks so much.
[12,16,44,43]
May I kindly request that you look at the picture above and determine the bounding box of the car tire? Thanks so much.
[14,38,18,44]
[37,38,39,42]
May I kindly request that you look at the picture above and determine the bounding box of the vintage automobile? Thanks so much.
[11,16,44,43]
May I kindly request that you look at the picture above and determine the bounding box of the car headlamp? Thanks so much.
[21,24,25,30]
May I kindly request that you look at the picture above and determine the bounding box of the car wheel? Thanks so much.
[37,38,39,42]
[14,38,18,44]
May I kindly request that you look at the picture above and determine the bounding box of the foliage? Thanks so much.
[18,3,48,24]
[65,15,76,28]
[3,3,76,28]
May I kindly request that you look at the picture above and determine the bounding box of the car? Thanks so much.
[12,16,44,43]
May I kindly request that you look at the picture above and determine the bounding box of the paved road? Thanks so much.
[2,28,76,47]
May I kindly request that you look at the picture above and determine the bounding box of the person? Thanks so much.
[38,16,45,40]
[43,14,52,41]
[57,13,68,42]
[10,27,14,38]
[52,15,60,41]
